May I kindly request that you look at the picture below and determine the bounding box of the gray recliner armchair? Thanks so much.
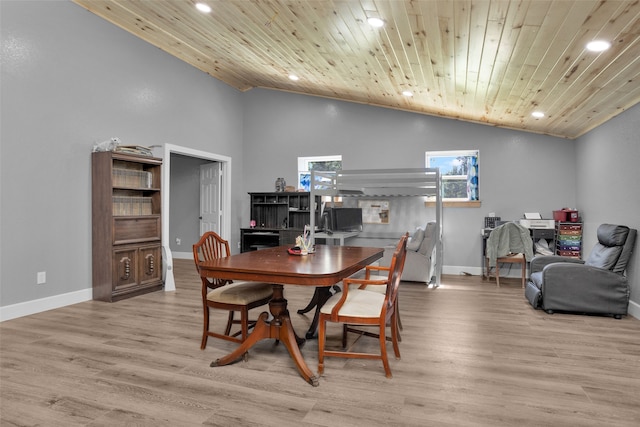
[525,224,637,319]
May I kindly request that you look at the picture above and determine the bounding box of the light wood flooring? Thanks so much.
[1,259,639,426]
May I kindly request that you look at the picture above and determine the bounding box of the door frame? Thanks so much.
[161,143,232,292]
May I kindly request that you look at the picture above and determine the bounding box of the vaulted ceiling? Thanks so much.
[73,0,640,139]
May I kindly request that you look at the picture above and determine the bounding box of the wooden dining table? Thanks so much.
[196,244,384,386]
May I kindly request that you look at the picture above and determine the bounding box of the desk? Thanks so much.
[314,231,359,246]
[197,244,383,386]
[240,228,299,252]
[481,227,555,280]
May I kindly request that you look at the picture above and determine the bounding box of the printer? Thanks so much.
[519,213,555,229]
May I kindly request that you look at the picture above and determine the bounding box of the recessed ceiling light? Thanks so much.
[586,40,611,52]
[289,74,299,81]
[195,3,212,13]
[402,91,413,97]
[367,17,385,28]
[532,111,545,118]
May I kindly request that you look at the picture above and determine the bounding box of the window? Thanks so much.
[425,150,479,201]
[297,155,342,191]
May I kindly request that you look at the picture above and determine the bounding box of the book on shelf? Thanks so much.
[112,168,152,188]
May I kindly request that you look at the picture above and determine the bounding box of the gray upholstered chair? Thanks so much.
[525,224,637,319]
[380,221,437,283]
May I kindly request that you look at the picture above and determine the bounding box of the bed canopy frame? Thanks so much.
[309,168,443,286]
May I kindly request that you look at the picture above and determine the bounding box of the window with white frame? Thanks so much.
[425,150,479,200]
[297,155,342,191]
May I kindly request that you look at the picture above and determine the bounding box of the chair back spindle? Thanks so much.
[193,232,233,291]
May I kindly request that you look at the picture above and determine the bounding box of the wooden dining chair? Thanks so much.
[344,235,409,342]
[193,232,273,349]
[318,233,408,378]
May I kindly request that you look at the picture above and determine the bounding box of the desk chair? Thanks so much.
[486,253,526,288]
[193,232,273,349]
[485,222,533,288]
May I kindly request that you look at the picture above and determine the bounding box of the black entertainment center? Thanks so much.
[240,192,322,252]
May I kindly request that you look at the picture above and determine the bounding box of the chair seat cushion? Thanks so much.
[529,271,543,290]
[320,289,385,318]
[207,281,273,305]
[360,275,388,294]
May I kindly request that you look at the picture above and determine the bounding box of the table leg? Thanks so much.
[297,287,322,315]
[298,286,340,339]
[210,284,319,386]
[277,314,319,386]
[210,311,270,367]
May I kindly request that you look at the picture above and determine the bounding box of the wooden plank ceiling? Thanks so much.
[72,0,640,139]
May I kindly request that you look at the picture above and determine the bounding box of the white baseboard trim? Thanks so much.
[0,288,93,322]
[442,265,484,276]
[171,251,192,260]
[3,265,636,321]
[628,300,640,320]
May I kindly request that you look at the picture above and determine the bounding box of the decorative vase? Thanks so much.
[275,177,286,192]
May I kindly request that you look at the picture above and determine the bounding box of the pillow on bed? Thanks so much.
[407,227,425,252]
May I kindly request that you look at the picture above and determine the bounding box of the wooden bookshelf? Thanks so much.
[92,151,163,301]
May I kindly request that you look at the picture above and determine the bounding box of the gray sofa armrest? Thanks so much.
[402,250,433,282]
[530,255,584,274]
[380,222,437,283]
[541,263,629,315]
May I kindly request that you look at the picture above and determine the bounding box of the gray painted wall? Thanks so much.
[1,1,246,307]
[241,89,578,271]
[575,106,640,309]
[2,1,638,316]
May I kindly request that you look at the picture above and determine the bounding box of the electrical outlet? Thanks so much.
[176,237,181,245]
[237,242,241,249]
[37,271,46,285]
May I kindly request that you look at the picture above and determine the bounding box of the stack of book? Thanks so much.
[114,145,153,156]
[112,196,152,216]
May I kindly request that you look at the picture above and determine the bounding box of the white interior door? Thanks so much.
[200,162,221,235]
